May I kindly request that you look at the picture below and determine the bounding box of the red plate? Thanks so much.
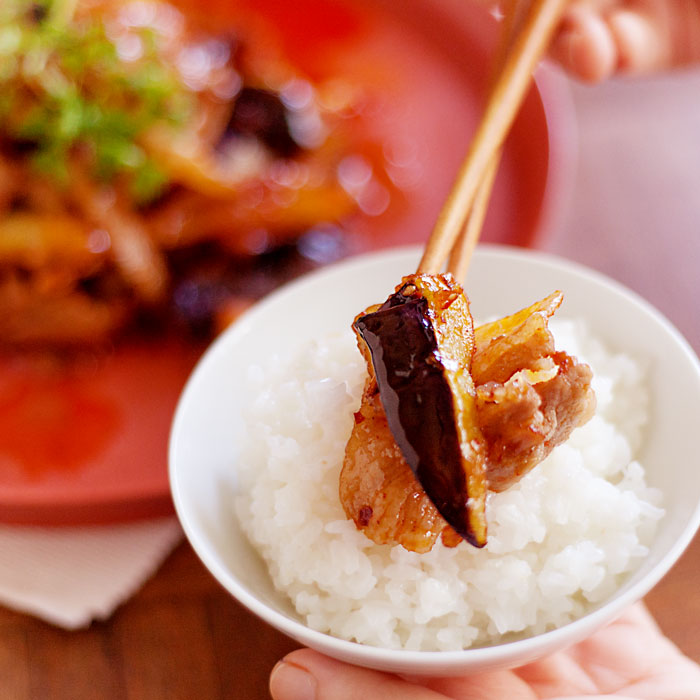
[0,0,575,525]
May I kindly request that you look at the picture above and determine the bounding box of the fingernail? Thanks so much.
[269,660,317,700]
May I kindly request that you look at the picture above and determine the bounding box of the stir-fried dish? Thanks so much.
[0,0,383,348]
[341,275,596,552]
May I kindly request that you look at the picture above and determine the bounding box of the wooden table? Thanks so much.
[0,536,697,700]
[3,70,700,699]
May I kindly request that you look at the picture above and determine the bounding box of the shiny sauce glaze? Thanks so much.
[353,275,488,547]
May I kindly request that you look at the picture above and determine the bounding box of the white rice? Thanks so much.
[235,320,664,651]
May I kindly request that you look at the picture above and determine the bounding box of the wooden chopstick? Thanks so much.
[446,155,499,281]
[446,0,528,281]
[418,0,569,276]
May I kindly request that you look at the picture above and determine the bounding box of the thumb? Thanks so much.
[269,649,448,700]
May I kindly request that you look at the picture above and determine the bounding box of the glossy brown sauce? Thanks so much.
[353,276,488,547]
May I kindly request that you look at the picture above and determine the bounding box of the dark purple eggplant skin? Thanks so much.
[353,278,487,547]
[220,87,301,158]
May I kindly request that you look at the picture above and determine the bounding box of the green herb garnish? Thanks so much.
[0,0,193,204]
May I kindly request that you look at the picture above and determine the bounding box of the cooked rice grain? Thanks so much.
[235,320,664,650]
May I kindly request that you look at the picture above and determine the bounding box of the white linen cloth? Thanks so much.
[0,517,183,629]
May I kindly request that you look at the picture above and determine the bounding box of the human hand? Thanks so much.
[479,1,700,82]
[548,1,700,82]
[269,604,700,699]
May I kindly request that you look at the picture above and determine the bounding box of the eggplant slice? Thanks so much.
[351,273,488,548]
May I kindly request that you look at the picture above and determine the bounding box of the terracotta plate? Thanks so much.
[0,0,575,525]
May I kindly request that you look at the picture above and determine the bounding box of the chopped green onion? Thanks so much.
[0,0,193,204]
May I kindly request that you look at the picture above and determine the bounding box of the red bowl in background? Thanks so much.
[0,0,576,525]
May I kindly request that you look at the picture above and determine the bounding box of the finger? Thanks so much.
[549,696,638,700]
[515,604,665,696]
[515,650,598,694]
[425,669,538,699]
[608,7,670,74]
[613,601,663,634]
[269,649,449,700]
[549,3,618,82]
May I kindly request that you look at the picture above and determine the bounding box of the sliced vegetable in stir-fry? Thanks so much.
[342,276,596,551]
[0,0,388,348]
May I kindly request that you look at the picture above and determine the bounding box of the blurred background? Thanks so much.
[0,0,699,698]
[547,71,700,355]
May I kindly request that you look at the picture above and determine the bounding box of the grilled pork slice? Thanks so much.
[340,281,595,552]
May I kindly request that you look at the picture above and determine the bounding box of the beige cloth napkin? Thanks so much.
[0,517,183,629]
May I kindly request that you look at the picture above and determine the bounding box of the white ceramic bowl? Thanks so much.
[169,245,700,675]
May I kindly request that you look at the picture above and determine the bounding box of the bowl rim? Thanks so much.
[170,244,700,670]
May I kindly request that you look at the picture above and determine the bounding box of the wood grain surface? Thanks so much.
[0,536,697,700]
[2,68,700,700]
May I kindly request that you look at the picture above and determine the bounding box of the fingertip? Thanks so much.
[551,6,617,83]
[269,649,445,700]
[269,655,318,700]
[608,9,669,74]
[617,601,664,634]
